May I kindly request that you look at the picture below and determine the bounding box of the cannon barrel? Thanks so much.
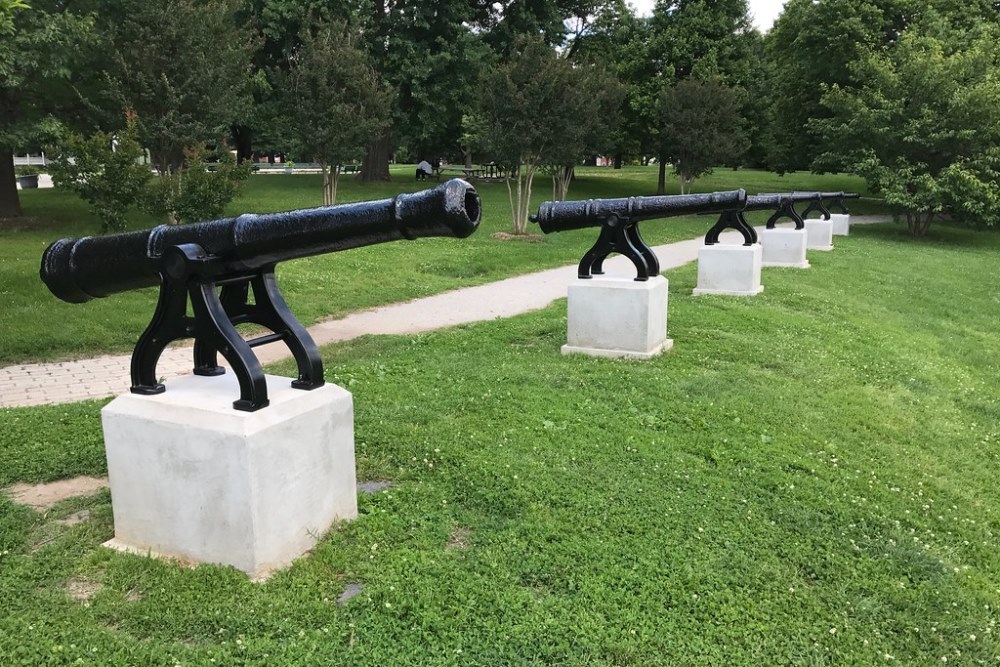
[745,194,794,212]
[791,191,860,201]
[42,179,481,304]
[758,191,822,203]
[531,190,747,234]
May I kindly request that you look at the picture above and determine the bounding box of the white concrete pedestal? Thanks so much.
[830,213,850,236]
[805,218,834,250]
[693,243,764,296]
[101,373,357,578]
[563,275,672,359]
[761,228,810,268]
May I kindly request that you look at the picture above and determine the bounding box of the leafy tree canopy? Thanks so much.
[815,18,1000,235]
[95,0,257,173]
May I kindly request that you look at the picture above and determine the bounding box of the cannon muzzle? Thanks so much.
[531,189,746,234]
[42,178,481,304]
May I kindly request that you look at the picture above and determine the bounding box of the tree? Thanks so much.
[482,38,617,233]
[277,20,390,205]
[658,77,748,193]
[0,0,28,33]
[572,1,657,168]
[142,150,251,224]
[98,0,256,174]
[543,64,622,200]
[763,0,905,174]
[0,0,94,217]
[48,111,150,232]
[815,22,1000,236]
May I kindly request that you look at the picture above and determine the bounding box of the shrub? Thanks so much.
[142,150,252,224]
[47,113,151,233]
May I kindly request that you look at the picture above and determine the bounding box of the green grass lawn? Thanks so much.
[0,166,884,365]
[2,223,999,665]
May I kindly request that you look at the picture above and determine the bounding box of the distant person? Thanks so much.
[416,159,433,181]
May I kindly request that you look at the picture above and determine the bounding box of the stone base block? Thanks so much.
[830,213,850,236]
[693,243,764,296]
[563,275,670,359]
[101,373,357,578]
[805,218,834,250]
[761,228,810,268]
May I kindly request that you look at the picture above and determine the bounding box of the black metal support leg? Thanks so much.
[189,281,269,411]
[250,270,324,390]
[578,217,655,281]
[130,277,189,395]
[766,201,805,230]
[705,210,758,246]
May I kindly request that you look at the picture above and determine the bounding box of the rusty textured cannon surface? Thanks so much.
[40,179,482,410]
[531,190,747,280]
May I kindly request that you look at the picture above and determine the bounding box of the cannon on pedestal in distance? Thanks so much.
[796,191,860,219]
[530,190,747,281]
[756,191,859,225]
[40,179,482,411]
[703,194,799,245]
[754,191,828,229]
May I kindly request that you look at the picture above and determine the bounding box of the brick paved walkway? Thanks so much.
[0,217,891,408]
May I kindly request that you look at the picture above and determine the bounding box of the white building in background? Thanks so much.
[13,152,48,166]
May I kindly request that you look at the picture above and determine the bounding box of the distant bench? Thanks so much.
[436,163,506,180]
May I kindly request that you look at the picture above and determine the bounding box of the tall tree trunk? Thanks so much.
[613,153,623,170]
[359,133,392,182]
[0,147,21,217]
[322,163,340,206]
[464,148,473,170]
[231,124,253,163]
[656,154,667,195]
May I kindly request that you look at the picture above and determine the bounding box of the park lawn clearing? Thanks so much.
[1,223,998,664]
[0,166,883,366]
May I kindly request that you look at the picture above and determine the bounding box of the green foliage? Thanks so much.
[379,1,493,161]
[763,0,898,173]
[0,0,95,216]
[47,113,150,232]
[98,0,256,173]
[816,22,1000,235]
[482,38,623,229]
[659,77,748,191]
[543,64,623,200]
[0,0,29,35]
[274,19,390,205]
[142,152,251,225]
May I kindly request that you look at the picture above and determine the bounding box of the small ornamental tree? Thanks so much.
[142,149,251,225]
[658,77,748,194]
[543,63,622,201]
[482,38,618,233]
[815,24,1000,236]
[48,111,150,232]
[278,20,390,205]
[100,0,256,175]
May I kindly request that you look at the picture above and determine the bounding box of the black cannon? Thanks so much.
[531,190,747,281]
[803,191,860,216]
[703,194,801,246]
[755,191,831,229]
[41,179,482,411]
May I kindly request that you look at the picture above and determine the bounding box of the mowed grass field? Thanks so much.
[2,223,999,665]
[0,165,883,365]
